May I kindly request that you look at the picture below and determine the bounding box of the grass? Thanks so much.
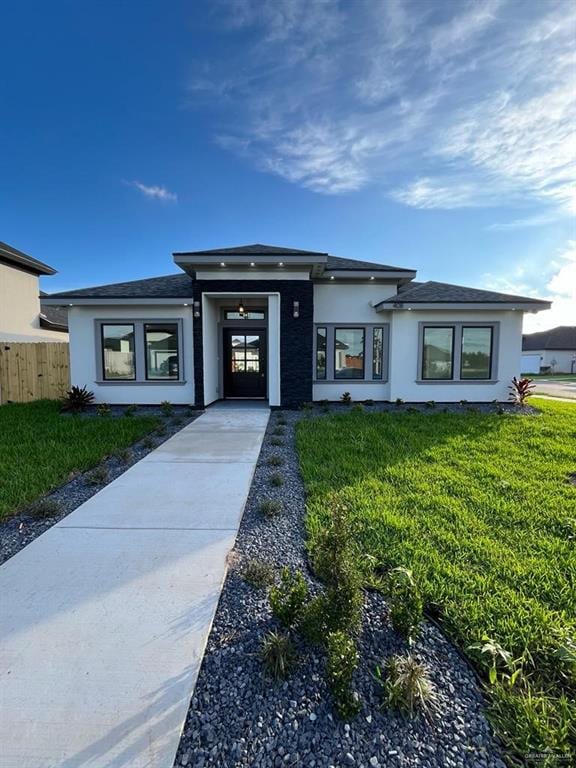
[0,400,159,519]
[296,400,576,763]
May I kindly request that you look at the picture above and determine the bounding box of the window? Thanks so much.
[231,334,260,373]
[335,328,365,379]
[461,326,492,379]
[225,310,266,320]
[101,324,135,380]
[372,327,384,379]
[316,327,327,379]
[422,327,454,380]
[145,323,179,380]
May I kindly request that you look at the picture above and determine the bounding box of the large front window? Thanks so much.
[101,324,135,380]
[461,327,492,379]
[335,328,365,379]
[422,327,454,380]
[145,323,179,380]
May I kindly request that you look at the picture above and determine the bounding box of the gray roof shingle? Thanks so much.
[0,240,56,275]
[378,280,550,306]
[522,326,576,351]
[45,273,194,299]
[173,243,327,257]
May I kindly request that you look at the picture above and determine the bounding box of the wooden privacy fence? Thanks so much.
[0,342,70,404]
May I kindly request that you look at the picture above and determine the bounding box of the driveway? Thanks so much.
[533,378,576,400]
[0,402,269,768]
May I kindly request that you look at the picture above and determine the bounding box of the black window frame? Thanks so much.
[101,322,136,382]
[334,327,366,380]
[144,322,180,382]
[460,325,493,381]
[421,326,455,381]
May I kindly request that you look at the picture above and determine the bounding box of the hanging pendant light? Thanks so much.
[238,298,245,316]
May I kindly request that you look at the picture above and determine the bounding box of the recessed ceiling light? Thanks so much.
[370,276,375,280]
[330,275,335,280]
[250,262,255,267]
[183,303,188,306]
[220,262,226,267]
[278,262,284,266]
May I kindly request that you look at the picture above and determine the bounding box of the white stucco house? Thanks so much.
[41,244,551,407]
[522,327,576,374]
[0,241,69,342]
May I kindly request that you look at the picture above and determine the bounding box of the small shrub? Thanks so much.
[460,399,468,406]
[172,416,183,426]
[160,400,173,417]
[321,404,331,414]
[326,631,361,718]
[85,465,108,486]
[156,424,167,436]
[142,436,155,449]
[406,406,418,413]
[509,376,535,406]
[261,631,296,680]
[114,447,131,463]
[123,404,138,418]
[387,567,423,640]
[242,558,276,589]
[468,635,516,686]
[270,472,284,487]
[301,401,314,414]
[96,403,111,417]
[425,400,436,409]
[299,594,330,644]
[340,392,352,405]
[272,426,285,437]
[270,436,284,447]
[267,454,284,467]
[60,385,95,413]
[395,398,404,406]
[363,399,374,406]
[319,399,330,407]
[379,653,437,718]
[270,568,309,628]
[259,499,283,518]
[28,498,60,519]
[276,414,287,426]
[351,403,364,413]
[497,406,505,416]
[311,498,358,586]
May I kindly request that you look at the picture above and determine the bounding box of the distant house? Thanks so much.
[0,241,68,342]
[41,243,552,405]
[522,326,576,374]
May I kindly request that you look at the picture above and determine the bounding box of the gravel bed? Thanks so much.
[174,408,506,768]
[0,405,200,566]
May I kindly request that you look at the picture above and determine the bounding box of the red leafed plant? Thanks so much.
[508,377,535,406]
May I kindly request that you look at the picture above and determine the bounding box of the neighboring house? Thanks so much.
[41,244,551,406]
[0,241,68,342]
[522,326,576,374]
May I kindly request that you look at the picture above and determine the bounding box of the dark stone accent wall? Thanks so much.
[192,280,314,407]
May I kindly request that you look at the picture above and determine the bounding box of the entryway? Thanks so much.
[223,328,267,398]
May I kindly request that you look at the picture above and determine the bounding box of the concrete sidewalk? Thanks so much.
[0,402,269,768]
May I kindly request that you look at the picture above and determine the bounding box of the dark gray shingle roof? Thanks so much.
[378,280,550,306]
[522,326,576,351]
[174,243,327,257]
[326,255,414,271]
[45,274,194,299]
[0,240,56,275]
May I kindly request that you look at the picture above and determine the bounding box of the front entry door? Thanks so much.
[223,329,267,398]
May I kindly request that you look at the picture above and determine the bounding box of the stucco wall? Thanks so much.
[314,282,397,323]
[68,305,194,404]
[388,309,523,402]
[531,349,576,373]
[0,263,68,341]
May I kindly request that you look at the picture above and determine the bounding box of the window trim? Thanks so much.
[95,318,185,385]
[416,321,499,384]
[313,324,389,382]
[100,322,136,382]
[460,325,493,381]
[421,326,455,381]
[144,322,181,382]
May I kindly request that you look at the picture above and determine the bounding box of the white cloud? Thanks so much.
[392,176,498,209]
[482,241,576,332]
[128,181,177,202]
[428,0,502,64]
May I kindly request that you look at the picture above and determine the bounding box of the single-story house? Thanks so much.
[0,240,69,342]
[41,244,551,407]
[522,326,576,374]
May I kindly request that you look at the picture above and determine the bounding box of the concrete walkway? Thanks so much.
[0,402,269,768]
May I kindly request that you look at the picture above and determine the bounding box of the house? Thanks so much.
[40,244,551,406]
[522,326,576,374]
[0,241,68,342]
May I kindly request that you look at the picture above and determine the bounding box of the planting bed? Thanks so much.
[173,406,505,768]
[0,404,199,566]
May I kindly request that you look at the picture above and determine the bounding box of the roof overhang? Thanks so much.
[320,269,416,282]
[40,297,192,306]
[375,301,552,313]
[174,252,328,278]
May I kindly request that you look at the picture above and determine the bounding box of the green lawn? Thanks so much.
[0,400,159,519]
[296,401,576,763]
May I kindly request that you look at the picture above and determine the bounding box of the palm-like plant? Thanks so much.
[508,376,535,406]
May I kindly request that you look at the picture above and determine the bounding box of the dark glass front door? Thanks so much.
[223,329,267,398]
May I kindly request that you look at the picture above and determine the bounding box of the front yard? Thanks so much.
[0,400,159,519]
[297,400,576,763]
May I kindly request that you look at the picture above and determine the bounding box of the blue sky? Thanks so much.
[1,0,574,331]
